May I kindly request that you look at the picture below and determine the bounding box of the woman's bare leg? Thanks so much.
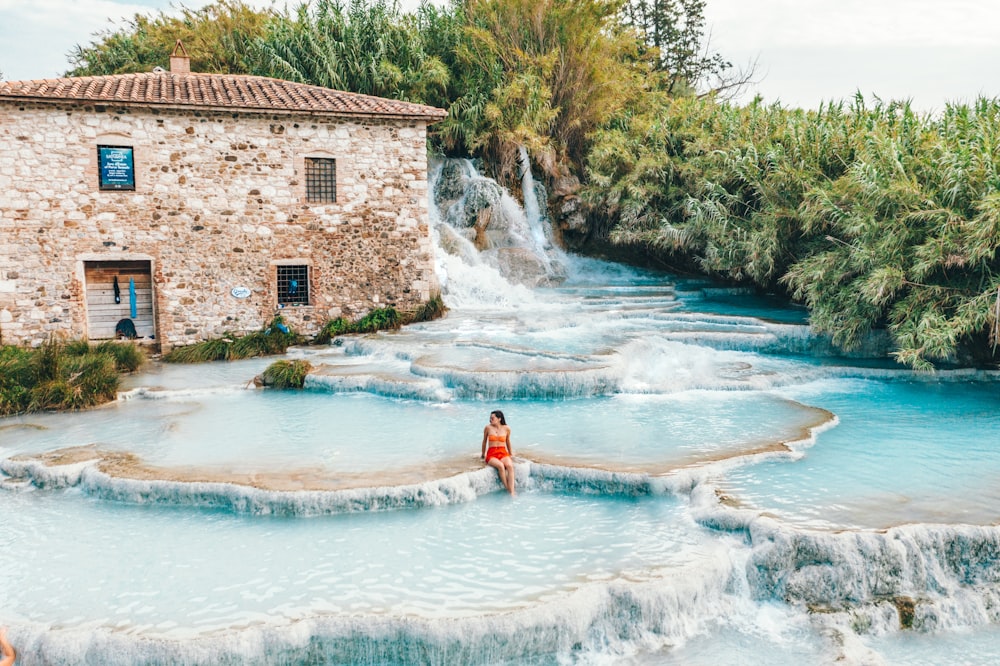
[502,458,516,495]
[487,458,509,491]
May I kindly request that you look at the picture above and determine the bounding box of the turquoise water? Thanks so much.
[3,262,998,664]
[723,379,1000,528]
[2,161,1000,664]
[1,489,703,630]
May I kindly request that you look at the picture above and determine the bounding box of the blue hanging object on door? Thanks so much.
[113,276,121,304]
[129,278,137,318]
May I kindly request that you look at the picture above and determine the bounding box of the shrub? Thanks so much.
[0,339,124,415]
[259,359,313,389]
[64,339,146,372]
[409,294,448,323]
[163,316,302,363]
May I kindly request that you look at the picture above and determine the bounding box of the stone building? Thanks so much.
[0,46,445,350]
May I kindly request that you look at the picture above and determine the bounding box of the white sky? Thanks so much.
[1,0,998,113]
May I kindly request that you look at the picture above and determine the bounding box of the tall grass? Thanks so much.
[64,339,146,372]
[0,338,143,415]
[163,316,302,363]
[589,95,1000,368]
[258,359,314,389]
[409,294,448,323]
[311,302,446,344]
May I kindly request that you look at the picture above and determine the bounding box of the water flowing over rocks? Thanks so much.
[430,155,568,287]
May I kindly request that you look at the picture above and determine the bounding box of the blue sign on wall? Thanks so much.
[98,145,135,191]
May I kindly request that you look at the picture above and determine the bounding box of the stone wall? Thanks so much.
[0,101,440,350]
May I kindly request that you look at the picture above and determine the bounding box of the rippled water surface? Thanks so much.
[723,379,1000,528]
[2,489,711,633]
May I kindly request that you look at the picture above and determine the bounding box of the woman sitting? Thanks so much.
[481,410,516,495]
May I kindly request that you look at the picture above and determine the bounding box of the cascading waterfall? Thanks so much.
[429,152,567,305]
[1,155,1000,665]
[517,145,566,274]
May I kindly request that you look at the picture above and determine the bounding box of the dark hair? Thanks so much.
[491,410,506,425]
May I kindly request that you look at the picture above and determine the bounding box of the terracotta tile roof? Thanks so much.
[0,71,448,122]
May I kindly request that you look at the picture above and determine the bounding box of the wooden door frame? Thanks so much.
[80,256,157,341]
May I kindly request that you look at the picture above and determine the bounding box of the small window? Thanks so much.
[277,265,309,305]
[305,157,336,203]
[97,145,136,191]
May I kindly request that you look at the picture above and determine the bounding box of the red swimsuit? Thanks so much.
[485,433,509,462]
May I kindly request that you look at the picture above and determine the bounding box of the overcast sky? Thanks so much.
[1,0,998,113]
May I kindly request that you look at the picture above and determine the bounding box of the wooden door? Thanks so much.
[84,260,155,339]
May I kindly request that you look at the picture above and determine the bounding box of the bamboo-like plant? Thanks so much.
[593,92,1000,367]
[244,0,450,104]
[67,0,274,76]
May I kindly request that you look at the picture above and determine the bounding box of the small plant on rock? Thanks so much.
[258,359,314,389]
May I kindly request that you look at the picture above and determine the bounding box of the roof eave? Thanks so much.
[0,95,449,124]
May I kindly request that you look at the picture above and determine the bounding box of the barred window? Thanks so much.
[305,157,336,203]
[277,265,309,305]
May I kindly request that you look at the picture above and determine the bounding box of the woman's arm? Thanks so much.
[505,426,512,456]
[481,426,489,460]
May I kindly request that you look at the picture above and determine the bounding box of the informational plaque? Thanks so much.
[98,145,135,191]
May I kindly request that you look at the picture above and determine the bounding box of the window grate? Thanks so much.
[277,265,309,305]
[305,157,336,203]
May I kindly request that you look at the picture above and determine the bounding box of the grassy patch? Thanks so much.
[314,297,447,344]
[0,337,143,415]
[409,294,449,323]
[259,359,314,389]
[163,316,302,363]
[65,339,146,372]
[314,307,401,344]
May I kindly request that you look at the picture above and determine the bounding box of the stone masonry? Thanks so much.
[0,62,445,351]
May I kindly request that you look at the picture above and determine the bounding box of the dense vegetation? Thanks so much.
[66,0,1000,368]
[166,302,444,365]
[162,316,303,363]
[68,0,718,186]
[0,340,144,415]
[0,302,441,413]
[587,96,1000,368]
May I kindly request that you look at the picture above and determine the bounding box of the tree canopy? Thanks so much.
[65,0,713,183]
